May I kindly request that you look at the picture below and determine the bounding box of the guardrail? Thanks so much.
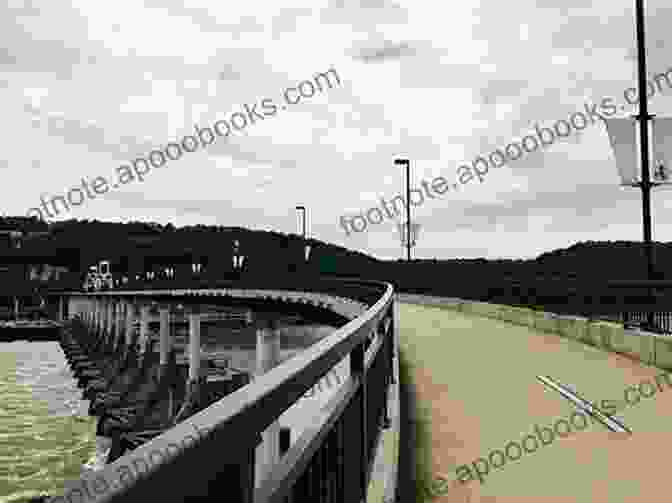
[47,276,396,503]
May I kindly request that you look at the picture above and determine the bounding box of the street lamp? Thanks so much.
[394,158,411,261]
[295,206,306,239]
[634,0,655,329]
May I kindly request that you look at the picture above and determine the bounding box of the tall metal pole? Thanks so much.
[406,161,411,262]
[295,206,306,240]
[394,159,411,261]
[635,0,655,327]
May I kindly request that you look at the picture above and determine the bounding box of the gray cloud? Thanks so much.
[23,104,157,160]
[353,41,416,63]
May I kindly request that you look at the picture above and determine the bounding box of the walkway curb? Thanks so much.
[366,303,401,503]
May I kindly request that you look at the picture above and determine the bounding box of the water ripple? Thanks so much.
[0,342,96,503]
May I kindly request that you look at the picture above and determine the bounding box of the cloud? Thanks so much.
[352,41,416,63]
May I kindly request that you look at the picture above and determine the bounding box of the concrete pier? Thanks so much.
[159,307,171,367]
[188,311,202,382]
[139,305,150,355]
[125,301,135,347]
[106,300,114,349]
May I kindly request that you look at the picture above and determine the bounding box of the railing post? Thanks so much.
[279,426,291,456]
[255,319,282,489]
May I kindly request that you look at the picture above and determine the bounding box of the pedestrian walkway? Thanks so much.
[397,295,672,502]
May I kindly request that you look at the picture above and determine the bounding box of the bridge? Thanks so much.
[43,276,400,503]
[37,273,672,502]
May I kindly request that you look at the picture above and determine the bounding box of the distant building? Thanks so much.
[0,216,49,250]
[0,217,70,298]
[28,263,69,281]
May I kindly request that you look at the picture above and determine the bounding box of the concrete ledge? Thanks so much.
[610,327,650,363]
[586,321,607,348]
[654,335,672,370]
[534,312,559,334]
[366,300,401,503]
[554,315,588,341]
[464,302,499,320]
[507,306,536,327]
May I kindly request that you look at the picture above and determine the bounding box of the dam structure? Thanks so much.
[41,275,399,503]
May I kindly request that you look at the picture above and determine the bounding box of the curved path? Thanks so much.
[397,295,672,502]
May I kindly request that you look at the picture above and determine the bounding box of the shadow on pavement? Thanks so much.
[397,348,433,502]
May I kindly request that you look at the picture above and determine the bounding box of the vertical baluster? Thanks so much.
[336,416,344,501]
[321,439,327,502]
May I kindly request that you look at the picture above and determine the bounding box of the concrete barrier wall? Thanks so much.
[654,336,672,370]
[397,294,672,371]
[466,301,671,369]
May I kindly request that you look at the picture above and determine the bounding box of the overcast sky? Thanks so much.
[3,0,672,261]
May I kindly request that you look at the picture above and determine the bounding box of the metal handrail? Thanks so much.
[48,277,395,503]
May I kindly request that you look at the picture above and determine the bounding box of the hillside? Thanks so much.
[2,217,668,285]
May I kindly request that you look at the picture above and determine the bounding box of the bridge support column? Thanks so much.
[95,299,104,339]
[91,299,96,334]
[139,305,150,355]
[89,299,96,338]
[67,297,76,320]
[110,300,117,351]
[106,299,114,351]
[158,306,172,381]
[115,300,124,352]
[254,321,282,488]
[93,299,103,337]
[57,296,64,322]
[171,308,204,423]
[125,301,135,348]
[100,298,108,346]
[188,311,201,382]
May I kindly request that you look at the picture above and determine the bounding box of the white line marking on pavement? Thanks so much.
[536,375,632,434]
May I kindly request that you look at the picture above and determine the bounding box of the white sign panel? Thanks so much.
[397,222,421,247]
[652,117,672,184]
[604,117,639,186]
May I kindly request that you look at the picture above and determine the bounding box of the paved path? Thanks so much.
[397,296,672,502]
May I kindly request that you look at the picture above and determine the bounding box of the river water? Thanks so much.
[0,321,343,503]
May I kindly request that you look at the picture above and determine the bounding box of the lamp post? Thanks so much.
[394,158,411,261]
[295,206,306,240]
[634,0,656,328]
[295,206,311,263]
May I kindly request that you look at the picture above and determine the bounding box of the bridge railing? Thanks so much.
[49,277,395,503]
